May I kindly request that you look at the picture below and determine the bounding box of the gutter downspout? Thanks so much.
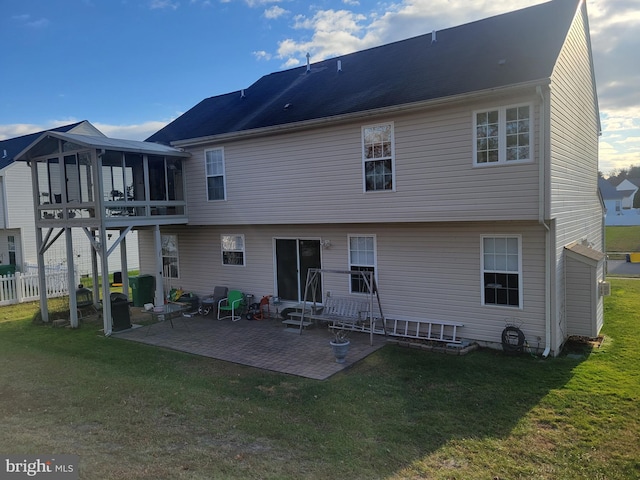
[537,85,552,358]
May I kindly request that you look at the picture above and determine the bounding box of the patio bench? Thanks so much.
[285,296,374,331]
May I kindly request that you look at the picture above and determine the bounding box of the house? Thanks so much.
[614,178,639,209]
[0,122,139,279]
[17,0,604,355]
[599,177,640,226]
[599,178,625,216]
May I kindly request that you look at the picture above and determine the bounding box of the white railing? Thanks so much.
[0,270,76,306]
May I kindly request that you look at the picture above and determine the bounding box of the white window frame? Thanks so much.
[161,234,179,279]
[348,234,377,294]
[7,235,16,266]
[473,103,533,166]
[362,122,396,192]
[221,234,245,266]
[205,147,226,201]
[481,235,522,309]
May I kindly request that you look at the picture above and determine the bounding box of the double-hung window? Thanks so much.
[162,234,179,279]
[362,123,395,191]
[205,148,226,201]
[481,236,521,308]
[474,104,532,165]
[348,235,376,293]
[221,234,245,266]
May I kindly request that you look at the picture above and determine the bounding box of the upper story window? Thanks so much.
[221,234,245,266]
[349,235,377,293]
[362,123,395,192]
[205,148,226,201]
[474,104,532,165]
[481,235,522,308]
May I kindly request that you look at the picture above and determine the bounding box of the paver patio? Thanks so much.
[113,310,386,380]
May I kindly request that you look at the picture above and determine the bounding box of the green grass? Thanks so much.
[606,225,640,252]
[1,280,639,479]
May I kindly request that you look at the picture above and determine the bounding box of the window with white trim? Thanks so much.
[348,235,376,293]
[474,104,532,165]
[205,148,226,201]
[162,234,179,279]
[362,123,394,191]
[482,236,521,308]
[221,234,245,266]
[7,235,16,265]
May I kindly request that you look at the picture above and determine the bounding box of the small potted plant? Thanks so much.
[329,329,350,364]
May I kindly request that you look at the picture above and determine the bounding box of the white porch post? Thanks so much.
[30,157,49,322]
[66,227,79,328]
[100,226,112,335]
[91,231,100,307]
[120,232,129,299]
[153,225,165,306]
[35,226,49,323]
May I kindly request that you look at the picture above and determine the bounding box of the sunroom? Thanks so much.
[15,130,191,334]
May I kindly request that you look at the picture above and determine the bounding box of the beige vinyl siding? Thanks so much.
[549,2,601,247]
[184,98,540,226]
[548,3,602,348]
[565,254,604,338]
[139,221,547,349]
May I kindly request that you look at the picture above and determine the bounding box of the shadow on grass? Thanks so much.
[0,316,593,479]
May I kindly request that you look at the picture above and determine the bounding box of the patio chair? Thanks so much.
[198,286,228,316]
[218,290,246,322]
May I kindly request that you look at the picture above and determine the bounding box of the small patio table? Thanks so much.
[143,303,190,334]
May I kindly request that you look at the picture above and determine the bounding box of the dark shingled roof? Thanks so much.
[147,0,580,145]
[0,121,84,170]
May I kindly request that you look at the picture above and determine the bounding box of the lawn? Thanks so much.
[605,225,640,252]
[1,280,639,479]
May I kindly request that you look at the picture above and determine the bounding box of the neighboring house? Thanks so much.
[142,0,604,356]
[599,177,640,226]
[599,178,625,216]
[17,0,604,355]
[0,121,139,276]
[614,179,639,209]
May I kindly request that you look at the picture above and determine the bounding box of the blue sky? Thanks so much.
[0,0,638,175]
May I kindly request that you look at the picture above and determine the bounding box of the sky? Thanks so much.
[0,0,637,175]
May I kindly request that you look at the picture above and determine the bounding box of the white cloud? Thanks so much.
[93,121,172,140]
[11,13,50,28]
[0,119,172,142]
[244,0,285,7]
[149,0,180,10]
[253,50,272,61]
[264,5,287,19]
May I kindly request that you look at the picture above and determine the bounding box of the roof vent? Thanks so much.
[2,149,6,159]
[337,60,342,72]
[284,103,291,110]
[431,30,437,44]
[240,89,246,98]
[306,52,311,73]
[498,59,507,66]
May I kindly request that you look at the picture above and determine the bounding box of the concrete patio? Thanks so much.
[112,310,387,380]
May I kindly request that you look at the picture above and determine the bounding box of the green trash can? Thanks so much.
[130,274,155,307]
[0,265,16,276]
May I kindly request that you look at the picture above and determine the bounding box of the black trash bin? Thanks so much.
[111,292,131,331]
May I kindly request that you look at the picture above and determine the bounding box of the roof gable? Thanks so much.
[147,0,580,145]
[0,121,101,170]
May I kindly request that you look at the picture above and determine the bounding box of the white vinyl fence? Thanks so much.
[0,267,77,306]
